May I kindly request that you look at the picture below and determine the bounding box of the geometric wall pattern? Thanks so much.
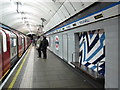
[79,30,105,76]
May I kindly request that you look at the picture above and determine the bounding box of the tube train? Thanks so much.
[0,27,31,82]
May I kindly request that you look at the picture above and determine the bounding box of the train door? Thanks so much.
[23,35,27,50]
[62,34,68,62]
[0,31,3,82]
[23,35,26,51]
[18,34,22,57]
[0,30,10,76]
[10,31,18,67]
[25,37,28,50]
[21,35,24,54]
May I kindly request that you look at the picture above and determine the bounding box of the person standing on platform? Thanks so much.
[36,36,42,58]
[41,36,49,59]
[34,38,37,46]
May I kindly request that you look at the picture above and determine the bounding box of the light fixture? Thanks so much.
[16,2,22,13]
[52,0,56,2]
[40,18,46,28]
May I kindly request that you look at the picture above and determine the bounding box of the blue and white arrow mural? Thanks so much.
[79,30,105,76]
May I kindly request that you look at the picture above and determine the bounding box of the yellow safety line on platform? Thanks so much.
[8,46,31,89]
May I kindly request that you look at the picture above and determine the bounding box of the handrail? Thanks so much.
[96,61,105,78]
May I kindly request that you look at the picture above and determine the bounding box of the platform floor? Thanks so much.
[3,46,100,88]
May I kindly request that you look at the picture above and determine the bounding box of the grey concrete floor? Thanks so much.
[2,46,98,89]
[32,47,94,88]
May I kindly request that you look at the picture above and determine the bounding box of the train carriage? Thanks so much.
[0,29,3,81]
[0,25,31,83]
[0,29,10,80]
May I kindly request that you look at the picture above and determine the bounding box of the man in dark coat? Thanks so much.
[41,36,49,59]
[37,36,42,58]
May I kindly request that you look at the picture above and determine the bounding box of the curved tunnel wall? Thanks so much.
[46,2,119,88]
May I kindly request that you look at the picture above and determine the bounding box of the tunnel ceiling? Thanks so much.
[0,0,65,34]
[0,0,101,35]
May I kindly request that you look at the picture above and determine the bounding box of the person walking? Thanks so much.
[41,36,49,59]
[36,36,42,58]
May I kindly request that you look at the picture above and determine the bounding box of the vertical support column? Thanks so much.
[118,16,120,90]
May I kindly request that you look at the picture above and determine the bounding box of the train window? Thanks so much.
[13,38,16,46]
[22,38,24,44]
[0,30,7,52]
[12,38,16,47]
